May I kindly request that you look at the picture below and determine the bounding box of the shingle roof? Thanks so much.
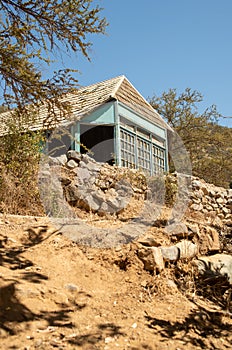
[69,75,168,129]
[0,75,169,135]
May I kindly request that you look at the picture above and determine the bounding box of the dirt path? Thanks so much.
[0,215,231,349]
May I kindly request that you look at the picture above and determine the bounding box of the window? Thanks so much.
[120,122,166,175]
[120,128,136,168]
[137,137,151,172]
[152,145,165,174]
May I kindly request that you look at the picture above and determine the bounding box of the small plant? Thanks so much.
[165,174,178,206]
[0,115,45,215]
[146,173,178,207]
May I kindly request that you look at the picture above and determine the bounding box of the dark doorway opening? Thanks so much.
[80,125,115,164]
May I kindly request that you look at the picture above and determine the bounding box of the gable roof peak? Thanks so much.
[71,74,168,129]
[109,75,125,97]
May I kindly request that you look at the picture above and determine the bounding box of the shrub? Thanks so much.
[0,122,45,215]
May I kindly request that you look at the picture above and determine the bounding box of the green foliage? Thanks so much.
[149,88,232,188]
[0,0,107,116]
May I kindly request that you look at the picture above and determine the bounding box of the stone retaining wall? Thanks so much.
[59,151,147,215]
[52,151,232,226]
[189,177,232,225]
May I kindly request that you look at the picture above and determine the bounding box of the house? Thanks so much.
[66,75,170,175]
[0,75,170,175]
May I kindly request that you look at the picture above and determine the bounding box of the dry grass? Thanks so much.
[0,167,44,216]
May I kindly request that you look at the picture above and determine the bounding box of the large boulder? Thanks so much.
[195,254,232,284]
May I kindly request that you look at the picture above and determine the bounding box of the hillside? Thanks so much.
[0,212,231,350]
[0,156,232,349]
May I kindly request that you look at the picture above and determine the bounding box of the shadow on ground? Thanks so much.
[145,306,232,349]
[66,322,125,347]
[0,225,73,335]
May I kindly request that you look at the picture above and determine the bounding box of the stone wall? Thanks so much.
[51,151,232,227]
[189,177,232,226]
[59,151,147,215]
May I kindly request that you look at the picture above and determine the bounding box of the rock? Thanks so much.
[106,197,120,211]
[209,189,216,196]
[39,169,52,179]
[67,150,82,162]
[56,154,67,165]
[85,161,101,172]
[137,247,164,272]
[78,160,87,168]
[192,180,202,189]
[137,247,156,271]
[115,180,133,196]
[137,236,160,247]
[82,153,97,164]
[190,203,203,211]
[160,246,180,261]
[205,195,213,202]
[201,186,209,195]
[99,201,109,214]
[92,190,105,203]
[196,254,232,284]
[105,336,114,344]
[216,197,225,205]
[83,195,100,211]
[191,197,201,204]
[224,219,232,226]
[106,188,117,197]
[49,154,67,166]
[194,189,204,199]
[222,207,230,215]
[205,204,213,211]
[34,339,44,348]
[60,176,71,186]
[117,197,127,210]
[64,184,80,203]
[66,159,78,169]
[187,223,199,236]
[175,240,198,259]
[60,155,232,231]
[48,156,60,166]
[88,175,97,185]
[151,247,165,272]
[165,222,188,236]
[65,283,79,292]
[205,226,220,251]
[76,167,91,183]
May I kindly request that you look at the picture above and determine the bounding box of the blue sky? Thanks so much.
[52,0,232,127]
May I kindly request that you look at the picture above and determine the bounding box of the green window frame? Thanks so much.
[120,124,166,175]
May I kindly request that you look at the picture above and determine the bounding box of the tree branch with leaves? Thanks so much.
[0,0,107,215]
[149,88,232,187]
[0,0,107,116]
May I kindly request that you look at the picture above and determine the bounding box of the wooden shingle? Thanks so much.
[0,75,168,135]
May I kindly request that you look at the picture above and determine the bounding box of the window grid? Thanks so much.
[120,127,165,174]
[137,137,151,172]
[120,129,136,168]
[152,145,165,174]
